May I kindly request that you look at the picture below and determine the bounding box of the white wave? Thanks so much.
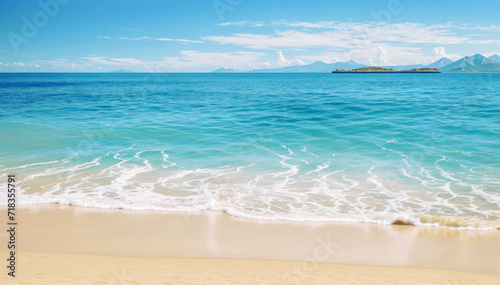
[2,146,499,231]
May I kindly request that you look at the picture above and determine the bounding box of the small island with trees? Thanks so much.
[332,67,441,73]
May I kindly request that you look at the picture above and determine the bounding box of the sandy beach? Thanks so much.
[1,205,499,284]
[2,251,500,285]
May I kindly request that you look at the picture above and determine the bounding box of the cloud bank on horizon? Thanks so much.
[1,0,499,72]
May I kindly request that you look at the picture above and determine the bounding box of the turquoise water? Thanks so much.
[1,73,499,229]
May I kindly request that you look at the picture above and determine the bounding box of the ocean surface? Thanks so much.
[1,73,499,230]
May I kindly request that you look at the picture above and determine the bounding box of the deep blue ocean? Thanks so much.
[1,73,499,229]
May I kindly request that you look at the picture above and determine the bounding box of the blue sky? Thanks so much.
[1,0,500,72]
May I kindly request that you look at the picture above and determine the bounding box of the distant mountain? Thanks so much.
[425,57,454,69]
[211,67,239,73]
[211,54,500,73]
[252,60,365,73]
[489,54,500,63]
[448,63,500,72]
[441,54,496,71]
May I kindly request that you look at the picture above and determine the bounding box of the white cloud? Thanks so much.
[109,58,144,65]
[288,21,337,28]
[98,36,203,44]
[317,56,346,64]
[299,45,427,66]
[484,52,500,57]
[205,30,356,50]
[466,39,500,44]
[432,47,462,61]
[35,59,68,66]
[218,20,342,29]
[118,36,203,44]
[80,57,120,65]
[271,20,339,29]
[78,51,266,71]
[356,45,423,66]
[377,46,388,65]
[80,57,147,66]
[6,53,267,71]
[452,23,500,32]
[217,21,265,27]
[277,51,305,66]
[162,50,266,69]
[205,22,470,50]
[210,21,500,51]
[204,21,492,65]
[219,20,500,34]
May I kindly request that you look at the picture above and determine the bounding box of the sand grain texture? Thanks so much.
[2,251,500,285]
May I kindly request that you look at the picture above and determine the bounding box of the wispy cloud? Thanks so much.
[161,50,266,69]
[452,23,500,31]
[217,20,265,27]
[2,51,269,72]
[96,35,203,44]
[34,59,68,65]
[205,22,471,50]
[467,39,500,44]
[117,27,142,32]
[8,62,40,67]
[81,57,144,66]
[77,51,266,71]
[271,20,340,29]
[203,20,500,65]
[217,20,500,32]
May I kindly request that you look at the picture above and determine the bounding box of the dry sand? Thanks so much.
[1,205,499,284]
[1,251,500,285]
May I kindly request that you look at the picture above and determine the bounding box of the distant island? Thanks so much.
[332,67,441,73]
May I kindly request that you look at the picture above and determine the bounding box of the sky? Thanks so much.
[1,0,500,72]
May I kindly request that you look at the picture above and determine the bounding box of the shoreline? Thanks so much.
[1,205,499,278]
